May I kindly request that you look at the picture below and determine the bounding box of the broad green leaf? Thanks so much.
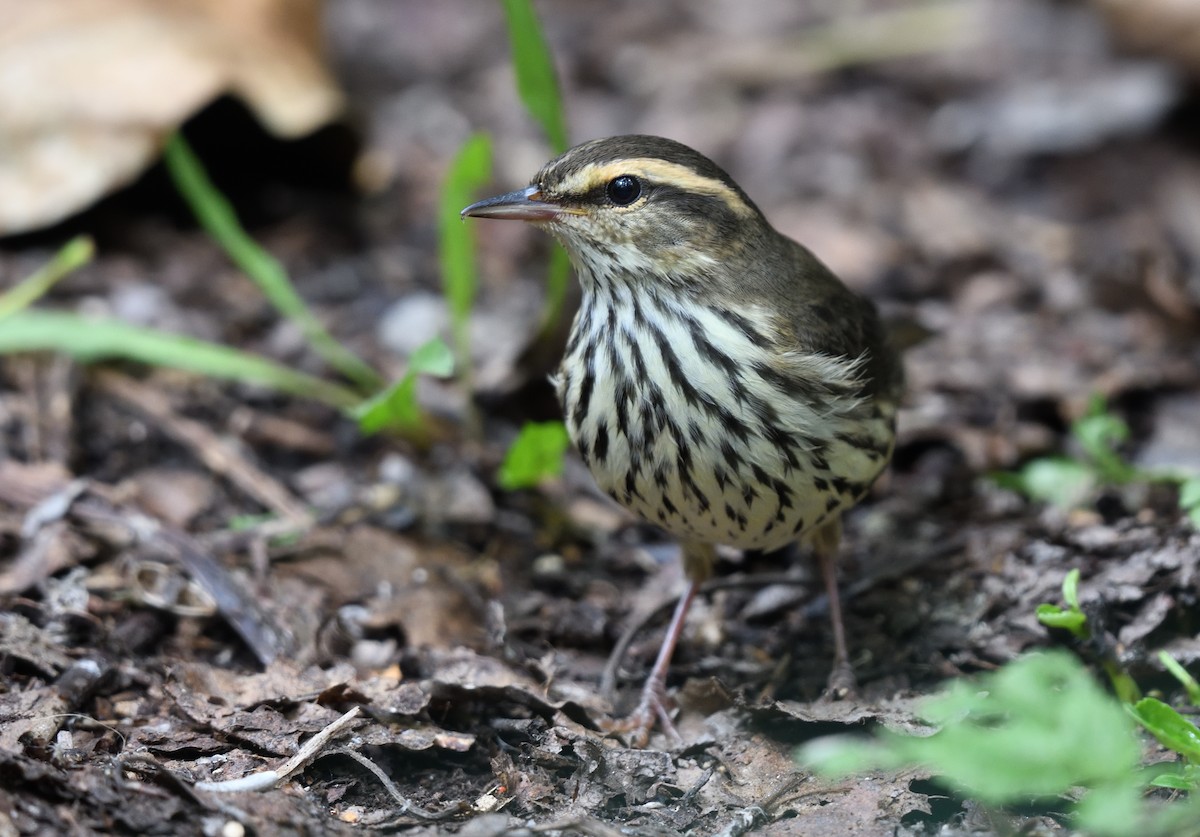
[439,133,492,371]
[351,338,454,434]
[502,0,569,153]
[0,236,94,320]
[1000,457,1095,508]
[1072,781,1143,837]
[0,310,358,409]
[499,421,571,489]
[800,651,1141,806]
[163,135,380,392]
[1128,698,1200,763]
[1149,771,1197,791]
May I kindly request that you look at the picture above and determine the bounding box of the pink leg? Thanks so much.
[812,518,855,696]
[606,580,698,747]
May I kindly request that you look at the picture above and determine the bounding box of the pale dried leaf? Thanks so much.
[0,0,343,234]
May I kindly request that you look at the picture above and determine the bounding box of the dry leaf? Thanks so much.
[0,0,344,234]
[1093,0,1200,76]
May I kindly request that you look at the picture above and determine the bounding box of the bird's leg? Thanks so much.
[611,580,697,747]
[811,517,856,697]
[606,542,714,748]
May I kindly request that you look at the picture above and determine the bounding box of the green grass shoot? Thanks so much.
[0,236,94,320]
[438,133,492,382]
[163,134,381,393]
[501,0,572,334]
[502,0,569,154]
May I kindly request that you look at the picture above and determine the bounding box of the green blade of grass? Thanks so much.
[0,310,359,410]
[439,133,492,379]
[162,134,381,393]
[501,0,574,330]
[1159,652,1200,707]
[0,236,95,320]
[502,0,569,154]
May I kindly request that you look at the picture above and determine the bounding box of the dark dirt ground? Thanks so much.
[3,0,1200,834]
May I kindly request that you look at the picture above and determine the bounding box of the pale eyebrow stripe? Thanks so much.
[559,159,754,216]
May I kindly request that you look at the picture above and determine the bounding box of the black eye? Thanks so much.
[605,175,641,206]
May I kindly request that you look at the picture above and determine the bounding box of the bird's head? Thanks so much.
[462,135,768,287]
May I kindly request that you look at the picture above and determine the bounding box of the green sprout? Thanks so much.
[1036,568,1139,704]
[0,236,94,320]
[1036,567,1088,639]
[163,135,381,393]
[996,396,1199,528]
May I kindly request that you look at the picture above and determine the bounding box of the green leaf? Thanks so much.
[1072,781,1144,837]
[408,338,455,378]
[1128,698,1200,763]
[0,236,94,320]
[501,0,569,153]
[999,457,1095,508]
[1149,771,1197,791]
[163,134,381,392]
[439,133,492,373]
[800,651,1141,806]
[0,310,359,409]
[351,338,454,434]
[498,421,571,490]
[1036,603,1088,638]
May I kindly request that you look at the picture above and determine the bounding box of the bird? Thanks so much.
[462,135,903,747]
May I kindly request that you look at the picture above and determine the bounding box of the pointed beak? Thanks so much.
[461,185,565,222]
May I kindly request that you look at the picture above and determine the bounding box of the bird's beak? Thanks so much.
[461,185,565,222]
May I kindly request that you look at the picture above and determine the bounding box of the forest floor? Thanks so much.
[3,1,1200,834]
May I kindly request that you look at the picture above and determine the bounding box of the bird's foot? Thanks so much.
[601,677,680,748]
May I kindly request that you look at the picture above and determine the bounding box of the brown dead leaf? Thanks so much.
[0,0,343,234]
[1094,0,1200,77]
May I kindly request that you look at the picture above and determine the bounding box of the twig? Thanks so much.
[195,706,363,793]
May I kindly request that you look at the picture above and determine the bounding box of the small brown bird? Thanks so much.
[463,135,902,746]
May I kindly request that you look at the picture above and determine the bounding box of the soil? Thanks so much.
[3,1,1200,835]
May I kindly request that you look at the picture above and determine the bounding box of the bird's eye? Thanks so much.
[605,175,641,206]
